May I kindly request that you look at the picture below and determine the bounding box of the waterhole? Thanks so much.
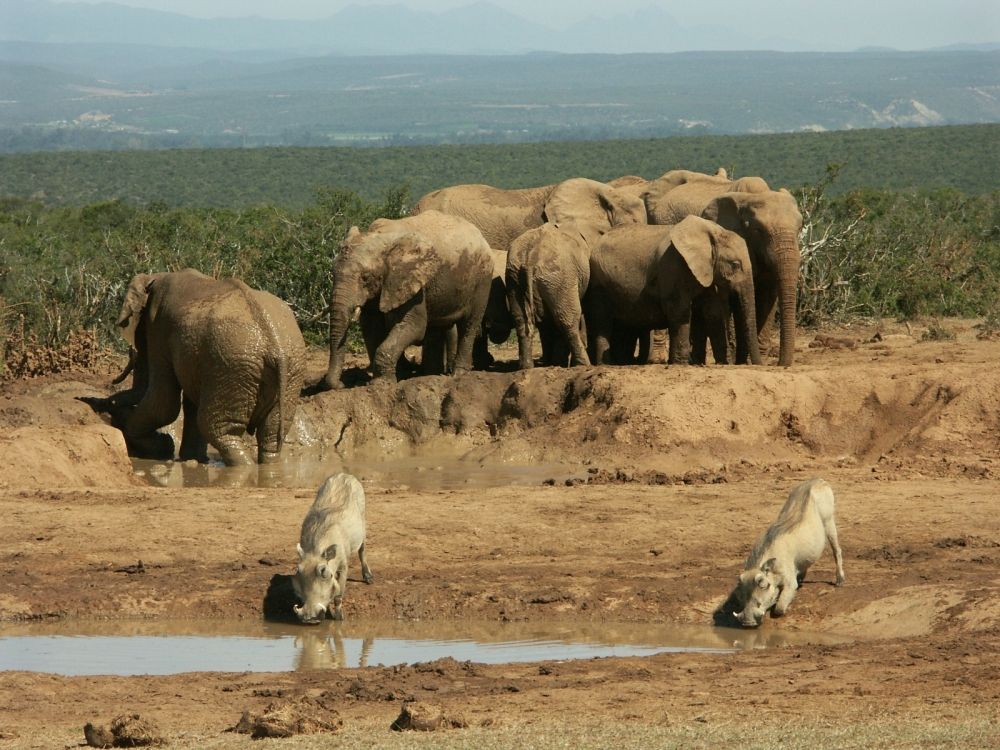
[0,619,850,676]
[132,455,584,490]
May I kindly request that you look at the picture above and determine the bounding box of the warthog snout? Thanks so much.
[293,603,325,625]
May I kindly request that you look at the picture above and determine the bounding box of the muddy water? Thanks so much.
[0,619,851,676]
[132,455,584,491]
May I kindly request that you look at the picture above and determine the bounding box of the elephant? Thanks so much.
[112,268,306,466]
[412,177,647,253]
[503,178,647,369]
[643,179,802,367]
[506,224,592,369]
[585,216,762,367]
[643,175,770,226]
[412,183,555,252]
[323,210,494,390]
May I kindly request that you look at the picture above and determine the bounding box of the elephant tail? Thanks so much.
[521,263,537,334]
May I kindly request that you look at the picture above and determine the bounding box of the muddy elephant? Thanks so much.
[640,178,801,366]
[323,210,494,389]
[113,269,306,466]
[585,216,762,366]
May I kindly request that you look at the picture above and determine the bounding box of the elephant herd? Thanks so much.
[98,167,804,466]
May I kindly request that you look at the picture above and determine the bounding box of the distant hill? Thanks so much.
[0,0,919,56]
[0,47,997,153]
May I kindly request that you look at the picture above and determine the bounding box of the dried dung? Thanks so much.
[84,713,165,747]
[390,701,467,732]
[229,695,343,739]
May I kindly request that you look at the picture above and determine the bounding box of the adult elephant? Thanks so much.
[113,268,306,466]
[323,210,493,390]
[585,216,761,367]
[413,177,646,253]
[412,183,555,252]
[644,179,802,367]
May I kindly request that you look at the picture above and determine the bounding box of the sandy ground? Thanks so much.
[1,320,999,748]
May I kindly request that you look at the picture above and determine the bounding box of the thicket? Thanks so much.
[1,178,998,378]
[1,124,997,208]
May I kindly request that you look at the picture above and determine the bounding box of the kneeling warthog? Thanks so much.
[734,478,845,627]
[292,473,373,624]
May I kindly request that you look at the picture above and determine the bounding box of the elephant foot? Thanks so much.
[320,373,345,391]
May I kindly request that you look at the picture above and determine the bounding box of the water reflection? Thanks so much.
[0,618,852,677]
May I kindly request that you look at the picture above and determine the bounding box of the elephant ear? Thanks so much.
[379,235,441,313]
[116,273,155,347]
[670,216,716,289]
[702,194,745,235]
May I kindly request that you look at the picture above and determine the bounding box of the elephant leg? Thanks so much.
[203,418,255,466]
[562,312,590,367]
[178,396,209,463]
[254,403,285,465]
[472,328,494,370]
[648,329,669,364]
[636,329,651,365]
[124,365,182,440]
[445,325,458,374]
[421,328,448,376]
[666,312,693,365]
[755,275,779,356]
[585,293,613,365]
[374,298,426,383]
[689,300,709,365]
[507,286,534,370]
[359,305,386,372]
[453,277,491,375]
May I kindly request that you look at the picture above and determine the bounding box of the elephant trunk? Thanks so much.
[324,284,358,390]
[738,279,762,365]
[773,232,800,367]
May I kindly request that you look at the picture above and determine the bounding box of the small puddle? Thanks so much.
[132,455,584,491]
[0,619,851,676]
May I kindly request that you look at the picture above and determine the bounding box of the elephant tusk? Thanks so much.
[350,306,362,323]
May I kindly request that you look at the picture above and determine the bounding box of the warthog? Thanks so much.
[292,473,373,624]
[734,478,845,627]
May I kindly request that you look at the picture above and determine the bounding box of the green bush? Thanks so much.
[0,186,410,351]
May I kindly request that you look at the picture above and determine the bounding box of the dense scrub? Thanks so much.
[0,124,997,208]
[2,175,998,378]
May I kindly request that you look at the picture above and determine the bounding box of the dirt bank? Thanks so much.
[1,320,999,748]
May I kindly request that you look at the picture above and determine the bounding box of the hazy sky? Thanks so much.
[51,0,1000,48]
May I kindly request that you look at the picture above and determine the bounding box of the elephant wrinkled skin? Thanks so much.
[114,269,306,466]
[586,216,762,367]
[324,210,494,389]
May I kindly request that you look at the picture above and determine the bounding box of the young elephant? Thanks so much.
[585,216,762,366]
[734,478,846,627]
[114,268,306,466]
[507,224,592,368]
[324,210,494,389]
[293,473,373,624]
